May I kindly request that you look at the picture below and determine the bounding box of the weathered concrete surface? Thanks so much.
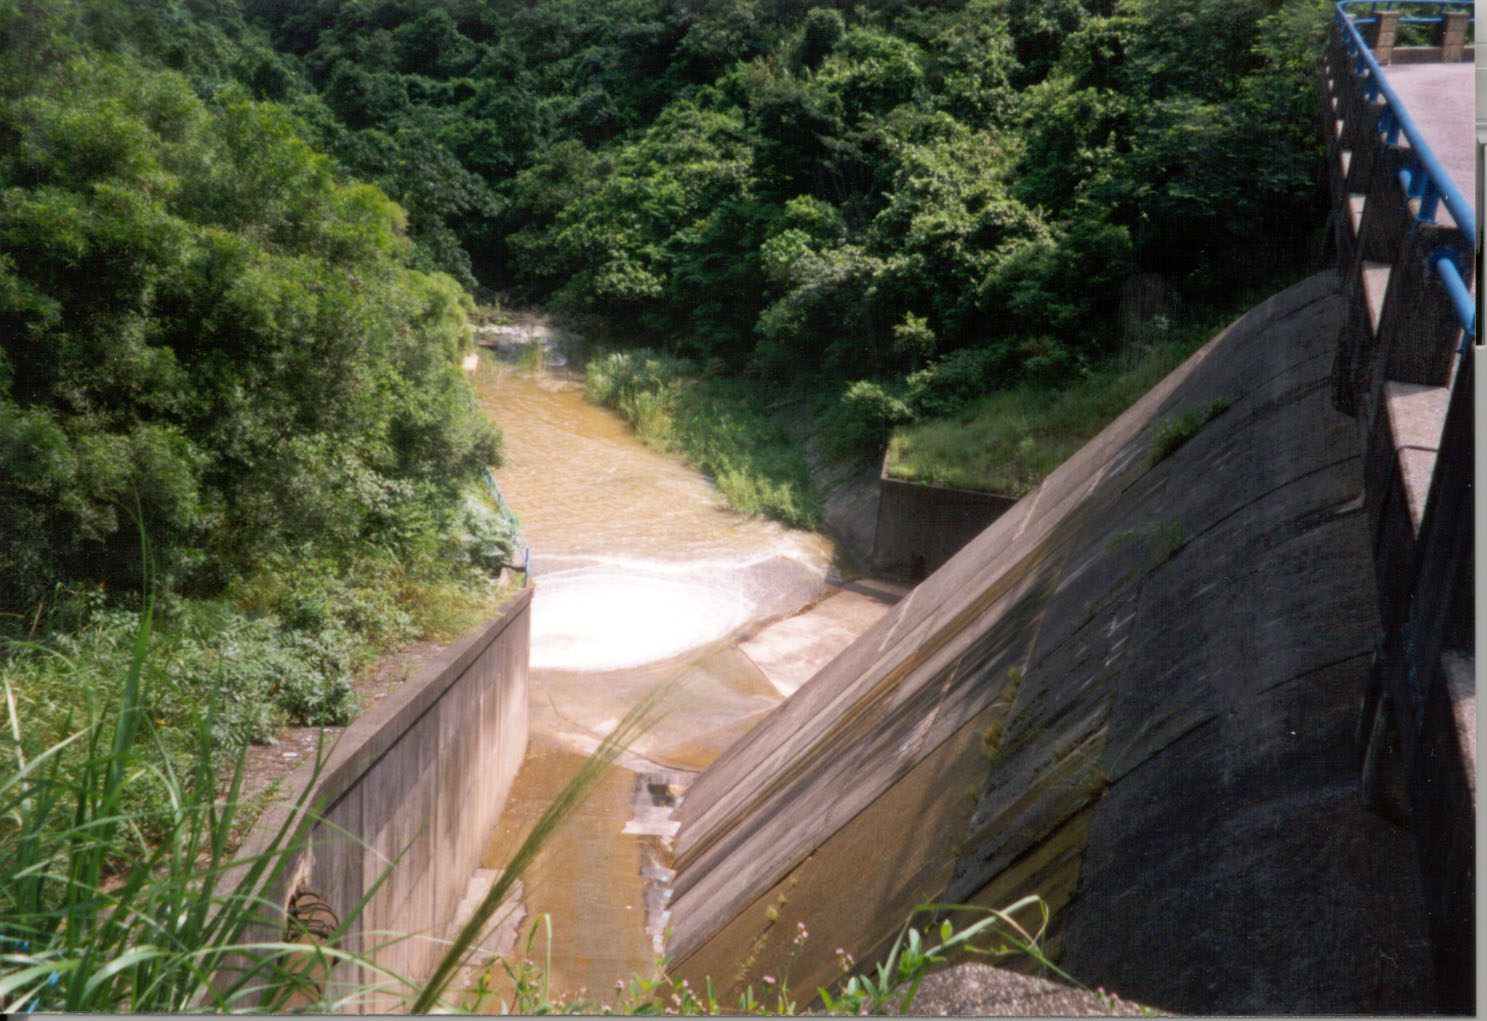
[820,465,882,571]
[478,577,906,1008]
[663,274,1439,1014]
[738,579,905,696]
[481,735,661,1004]
[234,588,532,1012]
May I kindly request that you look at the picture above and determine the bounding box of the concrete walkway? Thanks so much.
[1384,62,1474,216]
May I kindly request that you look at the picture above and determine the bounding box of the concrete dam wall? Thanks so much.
[662,274,1438,1014]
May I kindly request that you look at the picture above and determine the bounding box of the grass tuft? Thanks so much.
[887,340,1195,495]
[1148,397,1233,466]
[585,350,821,529]
[885,290,1272,496]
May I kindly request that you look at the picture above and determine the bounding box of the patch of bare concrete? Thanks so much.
[738,579,906,696]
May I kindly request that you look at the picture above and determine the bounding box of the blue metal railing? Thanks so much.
[1335,0,1476,339]
[1345,0,1475,28]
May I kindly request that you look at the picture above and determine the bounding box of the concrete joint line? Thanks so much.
[1169,453,1363,556]
[1107,372,1333,508]
[1247,349,1341,398]
[1102,710,1220,792]
[1252,650,1374,701]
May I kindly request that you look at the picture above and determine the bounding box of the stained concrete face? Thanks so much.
[241,591,533,1013]
[663,275,1439,1014]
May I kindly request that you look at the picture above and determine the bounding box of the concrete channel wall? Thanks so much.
[237,586,532,1011]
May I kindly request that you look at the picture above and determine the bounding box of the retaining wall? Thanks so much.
[237,586,532,1011]
[663,275,1440,1013]
[871,456,1016,580]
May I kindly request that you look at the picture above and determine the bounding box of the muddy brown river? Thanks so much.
[468,320,897,1007]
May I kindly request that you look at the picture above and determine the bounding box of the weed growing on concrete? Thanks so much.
[1148,520,1186,558]
[980,666,1026,768]
[819,896,1073,1015]
[1149,397,1234,465]
[1106,521,1186,567]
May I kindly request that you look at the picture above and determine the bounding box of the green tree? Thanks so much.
[0,46,500,608]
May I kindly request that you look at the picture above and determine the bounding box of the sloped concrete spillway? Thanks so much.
[664,274,1439,1014]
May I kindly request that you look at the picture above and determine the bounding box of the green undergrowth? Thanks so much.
[465,898,1100,1016]
[1,596,367,1012]
[885,342,1192,495]
[885,290,1286,496]
[2,547,519,848]
[584,350,822,530]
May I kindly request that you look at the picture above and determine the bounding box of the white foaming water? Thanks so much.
[529,569,756,671]
[473,340,837,674]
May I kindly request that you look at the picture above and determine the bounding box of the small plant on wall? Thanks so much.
[1149,398,1235,465]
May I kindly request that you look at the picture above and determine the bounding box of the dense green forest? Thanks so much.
[238,0,1330,485]
[235,0,1329,376]
[0,0,1330,755]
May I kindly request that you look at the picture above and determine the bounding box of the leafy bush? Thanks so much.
[10,596,346,762]
[456,491,521,572]
[586,351,821,528]
[0,47,501,613]
[903,345,1016,419]
[825,380,915,461]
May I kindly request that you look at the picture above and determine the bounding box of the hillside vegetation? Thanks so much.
[0,3,518,770]
[0,0,1330,760]
[242,0,1332,477]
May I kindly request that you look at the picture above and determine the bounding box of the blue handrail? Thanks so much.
[1335,0,1476,338]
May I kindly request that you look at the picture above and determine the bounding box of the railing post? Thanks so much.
[1378,225,1472,386]
[1439,10,1469,61]
[1372,9,1401,64]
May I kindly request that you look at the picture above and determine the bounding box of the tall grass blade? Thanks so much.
[410,679,676,1013]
